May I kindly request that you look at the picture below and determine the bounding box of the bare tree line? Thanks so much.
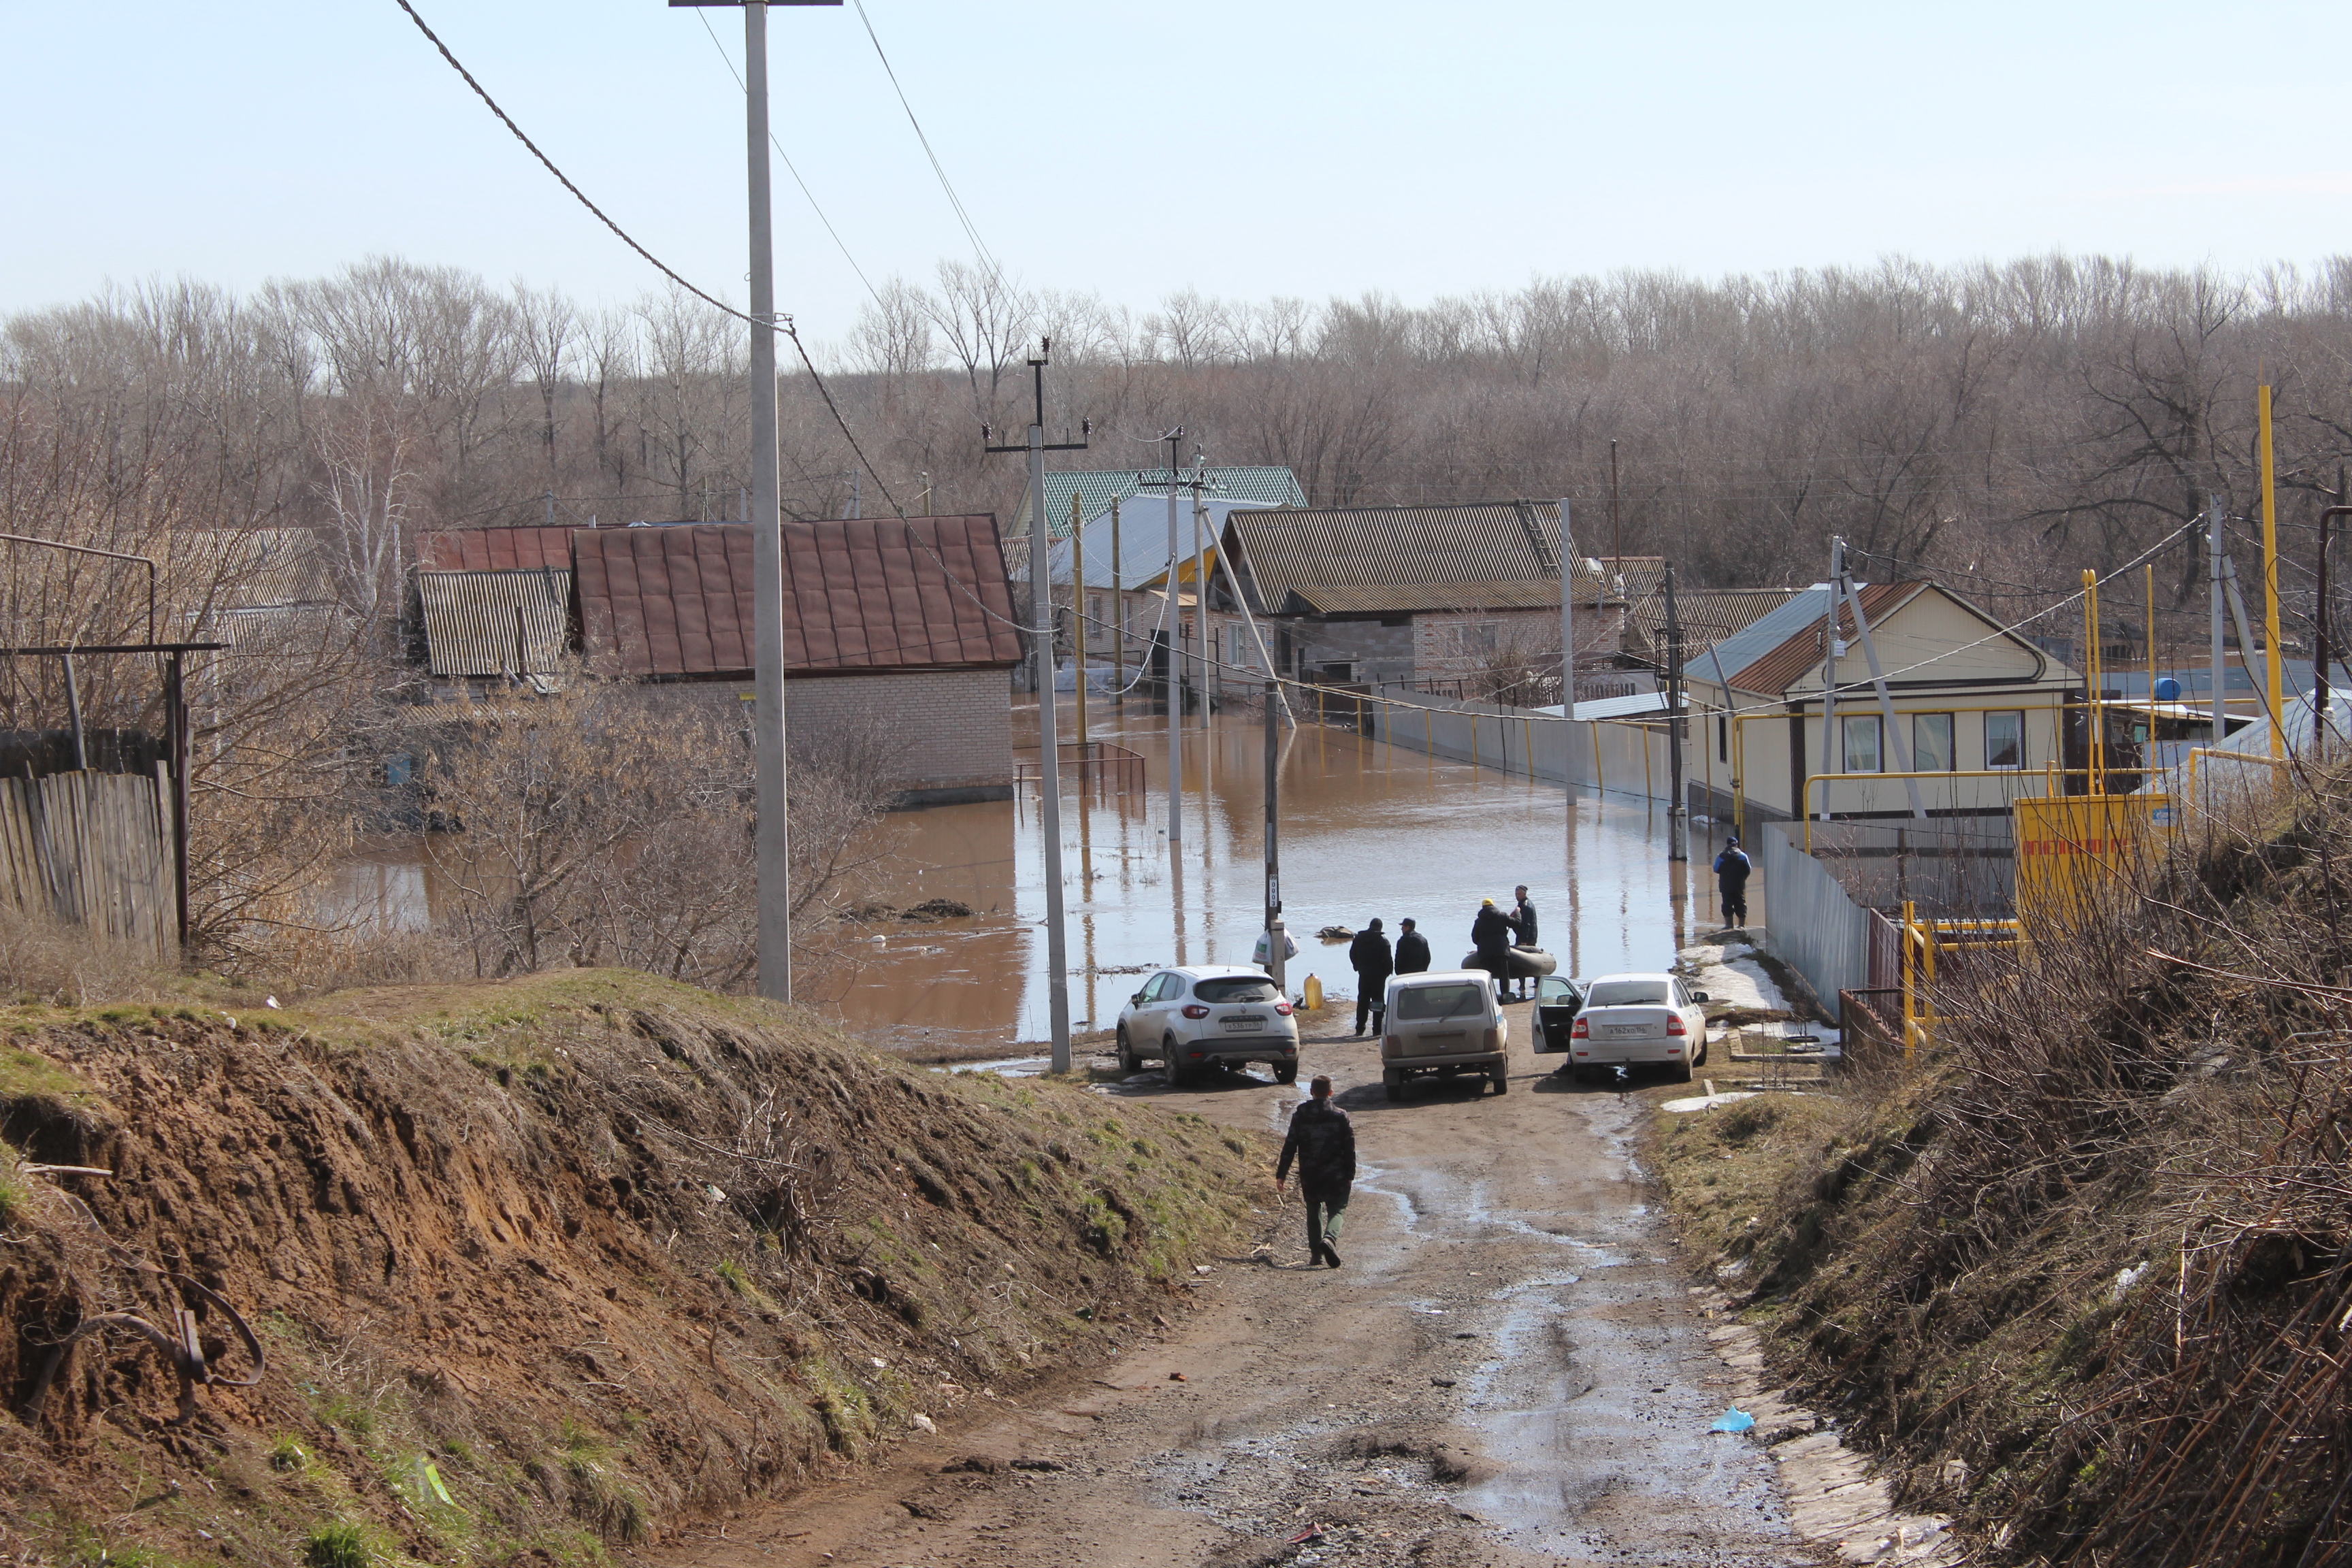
[10,248,2352,644]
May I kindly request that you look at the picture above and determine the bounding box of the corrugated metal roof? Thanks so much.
[1225,502,1616,615]
[1623,587,1804,659]
[419,568,572,678]
[1010,466,1306,538]
[1714,582,1921,695]
[1041,497,1273,590]
[419,525,584,572]
[1533,690,1674,721]
[177,527,332,617]
[571,516,1022,679]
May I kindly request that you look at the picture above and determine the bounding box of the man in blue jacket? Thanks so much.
[1275,1075,1357,1268]
[1713,834,1752,929]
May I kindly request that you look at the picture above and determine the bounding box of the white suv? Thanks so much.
[1116,965,1301,1087]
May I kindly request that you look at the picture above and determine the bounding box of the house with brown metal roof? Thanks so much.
[1216,502,1635,695]
[568,517,1024,805]
[1682,580,2079,823]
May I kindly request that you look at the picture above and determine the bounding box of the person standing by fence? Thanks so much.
[1714,834,1752,930]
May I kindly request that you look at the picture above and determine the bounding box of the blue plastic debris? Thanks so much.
[1711,1407,1757,1433]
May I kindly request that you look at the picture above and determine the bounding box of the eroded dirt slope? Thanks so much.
[0,973,1260,1565]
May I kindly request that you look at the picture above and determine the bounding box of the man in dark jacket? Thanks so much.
[1275,1075,1357,1268]
[1348,919,1394,1037]
[1713,834,1752,929]
[1507,885,1539,1000]
[1393,917,1431,975]
[1470,897,1519,997]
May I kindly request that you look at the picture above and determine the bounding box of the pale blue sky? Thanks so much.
[6,1,2350,347]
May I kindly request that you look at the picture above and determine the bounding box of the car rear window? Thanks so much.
[1194,977,1278,1004]
[1393,983,1486,1021]
[1586,979,1670,1007]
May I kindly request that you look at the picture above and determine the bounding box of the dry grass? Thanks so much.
[0,906,177,1007]
[1674,759,2352,1566]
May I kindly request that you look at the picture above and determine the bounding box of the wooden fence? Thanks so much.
[0,767,175,957]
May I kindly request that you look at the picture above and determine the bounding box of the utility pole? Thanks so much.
[2319,478,2349,757]
[1158,430,1186,850]
[1071,491,1088,750]
[849,466,861,519]
[1663,561,1687,860]
[985,342,1089,1072]
[672,0,843,1002]
[1818,538,1841,821]
[1110,497,1123,708]
[1837,543,1925,819]
[1558,497,1576,715]
[1264,676,1286,997]
[2259,385,2285,757]
[2210,495,2227,747]
[1608,439,1621,570]
[1190,455,1211,722]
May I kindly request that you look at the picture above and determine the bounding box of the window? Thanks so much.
[1393,982,1488,1021]
[1586,979,1670,1007]
[1842,713,1883,772]
[1913,713,1955,772]
[1985,710,2025,770]
[1193,976,1278,1004]
[1143,973,1177,1002]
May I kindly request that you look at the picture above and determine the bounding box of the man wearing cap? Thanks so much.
[1275,1075,1356,1268]
[1470,896,1519,998]
[1713,834,1752,930]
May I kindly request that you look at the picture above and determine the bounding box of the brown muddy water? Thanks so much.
[329,696,1741,1049]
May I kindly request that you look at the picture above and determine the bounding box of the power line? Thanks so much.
[389,0,759,330]
[849,0,1004,282]
[691,10,885,310]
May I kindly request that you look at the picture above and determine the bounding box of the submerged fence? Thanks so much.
[0,768,176,957]
[1359,691,1680,803]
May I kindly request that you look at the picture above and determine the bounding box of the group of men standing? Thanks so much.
[1343,886,1539,1036]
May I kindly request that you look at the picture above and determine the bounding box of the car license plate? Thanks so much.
[1604,1024,1648,1037]
[1221,1015,1265,1030]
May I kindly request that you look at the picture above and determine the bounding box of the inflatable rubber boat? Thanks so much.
[1460,945,1558,979]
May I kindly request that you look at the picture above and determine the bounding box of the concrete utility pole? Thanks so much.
[2259,385,2286,757]
[1190,457,1211,719]
[1158,429,1186,849]
[986,343,1090,1072]
[1558,497,1576,716]
[1608,440,1621,569]
[1071,492,1088,750]
[1818,539,1842,821]
[2210,495,2227,747]
[1663,562,1687,861]
[1263,676,1286,996]
[673,0,845,1003]
[2318,481,2349,755]
[1110,497,1124,707]
[1834,541,1925,819]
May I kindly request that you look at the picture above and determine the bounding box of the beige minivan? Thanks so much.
[1380,969,1509,1100]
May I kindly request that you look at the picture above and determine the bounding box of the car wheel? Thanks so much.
[1672,1056,1695,1083]
[1115,1025,1138,1073]
[1693,1032,1708,1067]
[1490,1066,1509,1095]
[1382,1068,1404,1102]
[1162,1039,1187,1088]
[1273,1062,1297,1084]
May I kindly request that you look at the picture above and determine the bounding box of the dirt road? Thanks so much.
[658,1001,1815,1567]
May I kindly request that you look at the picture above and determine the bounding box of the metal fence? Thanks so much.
[0,767,175,957]
[1756,820,1876,1021]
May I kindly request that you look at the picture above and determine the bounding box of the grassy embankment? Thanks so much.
[1655,762,2352,1567]
[0,969,1268,1567]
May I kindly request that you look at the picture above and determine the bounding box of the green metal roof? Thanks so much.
[1009,466,1307,537]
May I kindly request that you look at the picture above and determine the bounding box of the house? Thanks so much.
[1036,494,1281,681]
[568,516,1024,806]
[1215,501,1632,692]
[418,525,583,571]
[1680,580,2082,823]
[1009,464,1305,539]
[416,568,571,682]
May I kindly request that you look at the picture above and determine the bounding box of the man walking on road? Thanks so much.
[1714,834,1752,929]
[1394,917,1431,975]
[1507,885,1539,1001]
[1275,1075,1356,1268]
[1348,919,1394,1038]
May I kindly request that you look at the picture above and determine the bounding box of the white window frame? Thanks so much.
[1841,713,1883,773]
[1912,711,1956,772]
[1985,710,2025,770]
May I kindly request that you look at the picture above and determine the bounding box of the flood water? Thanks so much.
[823,696,1716,1047]
[327,695,1725,1047]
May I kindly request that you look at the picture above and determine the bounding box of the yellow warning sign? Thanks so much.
[2014,794,2178,926]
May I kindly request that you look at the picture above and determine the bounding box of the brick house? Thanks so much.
[568,517,1023,806]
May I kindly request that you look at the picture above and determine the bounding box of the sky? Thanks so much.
[7,1,2352,351]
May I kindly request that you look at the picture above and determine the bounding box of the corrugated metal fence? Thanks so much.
[1362,692,1678,802]
[1755,821,1876,1019]
[0,768,175,957]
